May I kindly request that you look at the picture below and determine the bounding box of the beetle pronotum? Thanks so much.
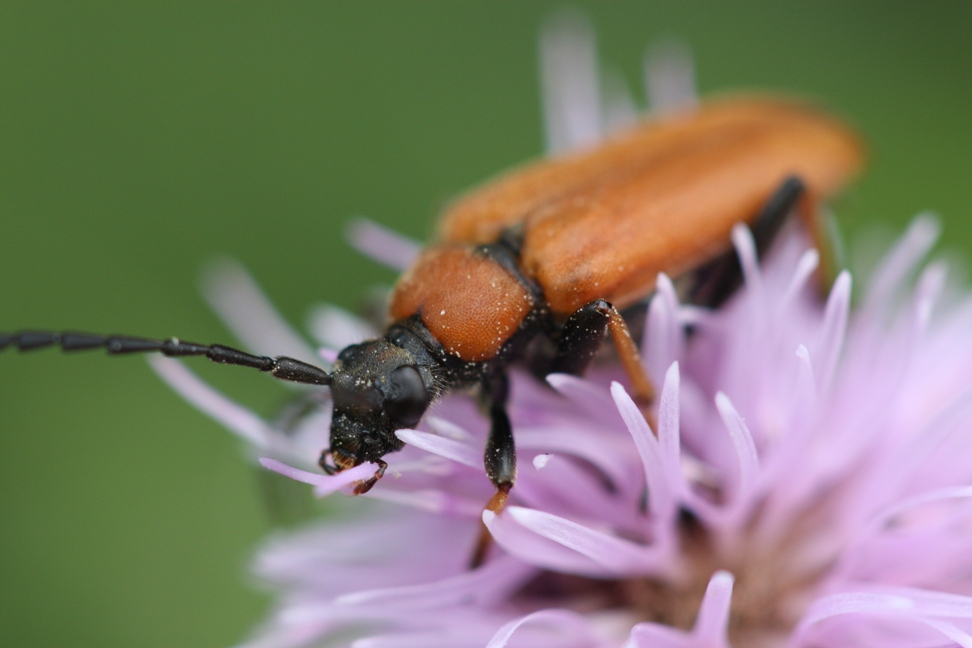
[2,97,863,563]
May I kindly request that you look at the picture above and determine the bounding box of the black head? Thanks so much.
[321,338,432,474]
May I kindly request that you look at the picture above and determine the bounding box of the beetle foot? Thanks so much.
[469,483,512,568]
[352,460,388,495]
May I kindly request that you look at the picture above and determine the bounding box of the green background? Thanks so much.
[1,2,969,646]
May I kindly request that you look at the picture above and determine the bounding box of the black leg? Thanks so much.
[548,300,612,376]
[543,299,655,407]
[690,175,806,308]
[482,371,516,503]
[470,371,516,568]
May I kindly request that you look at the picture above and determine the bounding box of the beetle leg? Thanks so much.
[547,299,655,408]
[469,371,517,568]
[690,175,807,308]
[482,370,516,505]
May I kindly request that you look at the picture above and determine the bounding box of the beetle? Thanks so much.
[2,97,862,529]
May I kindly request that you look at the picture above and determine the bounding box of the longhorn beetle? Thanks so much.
[2,98,863,564]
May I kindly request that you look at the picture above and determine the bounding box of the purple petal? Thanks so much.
[539,10,602,154]
[860,214,939,321]
[504,505,663,574]
[259,457,376,497]
[751,344,818,529]
[426,416,474,441]
[516,454,639,531]
[644,274,683,382]
[345,217,420,271]
[484,508,664,577]
[644,40,697,114]
[625,623,694,648]
[657,363,685,499]
[306,303,377,350]
[365,488,481,516]
[201,258,317,362]
[396,428,481,468]
[691,571,733,646]
[611,382,675,523]
[911,260,948,335]
[546,373,621,424]
[920,619,972,647]
[486,609,602,648]
[778,249,819,312]
[844,485,972,561]
[336,556,533,609]
[149,355,272,449]
[732,224,763,302]
[794,590,913,636]
[714,392,759,504]
[812,270,851,395]
[515,426,636,497]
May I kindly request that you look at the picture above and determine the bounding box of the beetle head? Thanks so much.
[320,338,431,474]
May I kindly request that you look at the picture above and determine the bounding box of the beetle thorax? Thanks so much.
[389,244,536,362]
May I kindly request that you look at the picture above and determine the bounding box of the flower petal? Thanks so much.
[201,257,317,362]
[259,457,376,497]
[306,303,376,350]
[644,40,697,114]
[611,382,675,523]
[149,355,273,449]
[486,609,602,648]
[546,373,621,424]
[337,555,532,609]
[860,214,939,321]
[396,428,481,469]
[657,362,685,500]
[539,10,602,154]
[778,249,819,313]
[345,217,420,271]
[714,392,759,504]
[812,270,851,395]
[691,570,734,647]
[644,274,684,382]
[504,506,663,574]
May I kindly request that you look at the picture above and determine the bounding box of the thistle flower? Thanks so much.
[152,13,972,648]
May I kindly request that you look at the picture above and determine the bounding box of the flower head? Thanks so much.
[152,13,972,648]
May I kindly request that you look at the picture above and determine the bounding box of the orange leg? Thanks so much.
[469,483,511,569]
[604,304,656,409]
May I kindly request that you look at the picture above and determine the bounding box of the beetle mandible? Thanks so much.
[1,97,863,533]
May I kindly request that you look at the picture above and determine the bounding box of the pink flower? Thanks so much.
[152,13,972,648]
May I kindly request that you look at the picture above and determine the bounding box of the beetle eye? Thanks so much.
[385,365,428,427]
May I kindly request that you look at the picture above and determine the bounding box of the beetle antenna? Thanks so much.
[0,331,331,386]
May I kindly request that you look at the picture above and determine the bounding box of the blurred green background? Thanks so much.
[1,2,969,646]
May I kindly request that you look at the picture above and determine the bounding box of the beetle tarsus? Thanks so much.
[353,460,388,495]
[469,482,512,569]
